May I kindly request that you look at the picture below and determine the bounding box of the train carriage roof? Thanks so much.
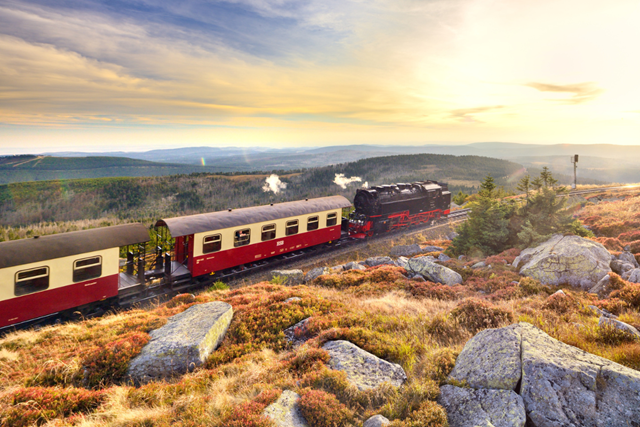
[156,195,352,237]
[0,223,150,270]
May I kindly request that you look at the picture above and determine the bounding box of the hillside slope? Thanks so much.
[0,153,522,229]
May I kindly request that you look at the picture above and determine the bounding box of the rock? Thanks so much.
[513,234,611,290]
[588,305,617,319]
[472,261,486,269]
[390,244,423,257]
[438,385,525,427]
[365,256,395,267]
[394,256,409,269]
[449,322,640,427]
[411,274,426,282]
[322,340,407,390]
[263,390,309,427]
[588,274,611,298]
[344,261,366,271]
[610,259,635,275]
[458,255,465,260]
[438,253,451,262]
[618,251,640,268]
[422,245,444,253]
[284,318,311,346]
[447,232,459,241]
[330,265,344,272]
[304,267,332,283]
[406,257,463,286]
[449,323,522,390]
[271,270,304,286]
[127,302,233,385]
[623,268,640,283]
[363,414,390,427]
[284,297,301,303]
[599,316,640,339]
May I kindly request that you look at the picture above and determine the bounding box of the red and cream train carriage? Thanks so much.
[0,224,150,329]
[155,196,352,278]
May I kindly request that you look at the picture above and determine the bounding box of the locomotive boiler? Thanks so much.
[348,181,451,238]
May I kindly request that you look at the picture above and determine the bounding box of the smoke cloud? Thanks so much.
[262,174,287,194]
[333,173,362,189]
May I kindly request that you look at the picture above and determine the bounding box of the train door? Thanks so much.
[175,235,191,264]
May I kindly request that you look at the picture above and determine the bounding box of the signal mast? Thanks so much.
[571,155,578,189]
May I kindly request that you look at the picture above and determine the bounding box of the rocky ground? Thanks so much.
[1,191,640,427]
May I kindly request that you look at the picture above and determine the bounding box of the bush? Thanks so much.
[518,277,549,296]
[542,291,577,314]
[610,282,640,309]
[221,400,274,427]
[596,298,629,315]
[380,379,440,421]
[165,293,196,308]
[450,298,514,333]
[82,332,150,388]
[299,389,354,427]
[1,387,106,427]
[388,400,449,427]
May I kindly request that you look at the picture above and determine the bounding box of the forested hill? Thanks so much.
[0,155,237,184]
[0,153,523,229]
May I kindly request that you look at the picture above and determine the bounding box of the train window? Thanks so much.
[307,216,319,231]
[261,224,276,241]
[286,220,299,236]
[203,234,222,253]
[234,228,251,247]
[73,256,102,283]
[15,266,50,296]
[326,212,338,227]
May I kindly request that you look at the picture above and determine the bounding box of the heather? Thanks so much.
[2,242,640,426]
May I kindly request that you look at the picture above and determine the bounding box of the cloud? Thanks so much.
[525,82,604,104]
[449,106,504,123]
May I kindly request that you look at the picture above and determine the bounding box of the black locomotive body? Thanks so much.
[348,181,451,237]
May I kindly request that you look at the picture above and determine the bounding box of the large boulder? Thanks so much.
[263,390,309,427]
[513,234,611,290]
[270,270,304,286]
[448,323,521,390]
[438,385,525,427]
[448,322,640,427]
[127,302,233,385]
[390,244,423,257]
[322,340,407,390]
[406,257,462,286]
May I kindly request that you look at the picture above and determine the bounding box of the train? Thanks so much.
[0,180,450,331]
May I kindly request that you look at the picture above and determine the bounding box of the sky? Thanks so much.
[1,0,640,153]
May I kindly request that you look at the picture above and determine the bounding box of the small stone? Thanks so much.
[458,255,465,260]
[598,316,640,339]
[623,268,640,283]
[304,267,332,283]
[344,261,366,271]
[330,265,344,272]
[471,261,486,269]
[610,259,635,275]
[284,297,301,303]
[422,245,444,253]
[588,305,617,319]
[589,274,611,298]
[283,318,311,346]
[390,244,423,257]
[263,390,309,427]
[617,251,639,268]
[394,256,409,269]
[411,274,426,282]
[438,253,451,262]
[363,414,390,427]
[322,340,407,390]
[406,257,462,286]
[365,256,395,267]
[270,270,304,286]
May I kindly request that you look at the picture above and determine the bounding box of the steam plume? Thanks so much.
[262,174,287,194]
[362,182,369,188]
[333,173,362,189]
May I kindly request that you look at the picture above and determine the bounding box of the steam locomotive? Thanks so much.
[0,180,450,331]
[349,181,451,238]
